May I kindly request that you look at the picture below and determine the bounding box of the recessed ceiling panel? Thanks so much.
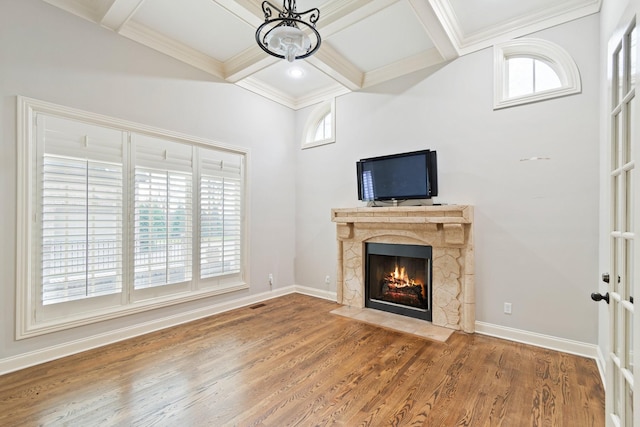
[325,0,434,72]
[250,60,340,99]
[132,0,255,61]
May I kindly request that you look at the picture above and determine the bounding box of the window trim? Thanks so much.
[16,96,250,339]
[302,99,336,149]
[494,38,582,109]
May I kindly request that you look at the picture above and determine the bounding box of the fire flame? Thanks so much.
[386,265,422,288]
[382,263,427,301]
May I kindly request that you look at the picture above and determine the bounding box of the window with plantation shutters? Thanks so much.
[17,97,248,339]
[41,156,123,304]
[132,135,193,289]
[200,150,243,279]
[37,114,125,306]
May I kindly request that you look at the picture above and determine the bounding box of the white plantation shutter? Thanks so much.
[19,97,249,338]
[37,114,125,305]
[200,149,243,278]
[133,135,193,289]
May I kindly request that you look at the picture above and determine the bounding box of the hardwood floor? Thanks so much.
[0,294,604,426]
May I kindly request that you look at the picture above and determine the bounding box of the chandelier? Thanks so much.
[255,0,321,62]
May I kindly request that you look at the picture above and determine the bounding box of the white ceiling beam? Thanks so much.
[306,44,364,91]
[118,21,225,79]
[224,46,279,83]
[100,0,147,32]
[409,0,459,60]
[213,0,279,83]
[217,0,371,89]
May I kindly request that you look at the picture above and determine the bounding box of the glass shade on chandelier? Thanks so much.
[256,0,321,62]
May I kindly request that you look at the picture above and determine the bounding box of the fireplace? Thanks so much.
[365,243,432,321]
[331,205,475,332]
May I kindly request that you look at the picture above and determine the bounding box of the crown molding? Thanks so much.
[100,0,146,32]
[41,0,107,22]
[362,48,447,88]
[236,77,349,110]
[431,0,602,56]
[235,77,298,109]
[293,83,351,110]
[224,46,279,82]
[40,0,603,111]
[462,0,601,55]
[118,20,225,79]
[409,0,458,60]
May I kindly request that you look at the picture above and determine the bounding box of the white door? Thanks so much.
[602,15,640,427]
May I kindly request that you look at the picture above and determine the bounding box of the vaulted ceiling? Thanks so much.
[42,0,601,109]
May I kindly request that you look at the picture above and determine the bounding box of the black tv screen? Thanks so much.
[357,150,438,201]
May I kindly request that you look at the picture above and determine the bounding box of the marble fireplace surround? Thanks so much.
[331,205,474,333]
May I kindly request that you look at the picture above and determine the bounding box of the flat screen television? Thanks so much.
[357,149,438,202]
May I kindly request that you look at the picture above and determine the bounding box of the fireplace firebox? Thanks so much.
[365,242,432,321]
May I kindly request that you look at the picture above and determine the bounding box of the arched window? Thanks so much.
[302,99,335,149]
[494,38,581,109]
[313,111,332,142]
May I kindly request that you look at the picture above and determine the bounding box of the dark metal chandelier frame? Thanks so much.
[255,0,321,61]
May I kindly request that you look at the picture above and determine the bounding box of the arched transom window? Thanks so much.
[302,99,336,149]
[494,38,581,109]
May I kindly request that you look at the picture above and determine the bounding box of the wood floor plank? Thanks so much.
[0,294,605,426]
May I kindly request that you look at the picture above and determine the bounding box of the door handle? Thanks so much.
[591,292,610,304]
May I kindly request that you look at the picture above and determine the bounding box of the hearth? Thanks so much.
[331,205,475,332]
[365,242,432,321]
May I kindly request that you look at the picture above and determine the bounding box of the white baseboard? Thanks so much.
[292,284,337,301]
[475,321,600,360]
[2,289,602,378]
[0,286,299,376]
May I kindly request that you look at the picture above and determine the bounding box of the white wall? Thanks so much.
[0,0,605,369]
[0,0,296,361]
[295,15,601,344]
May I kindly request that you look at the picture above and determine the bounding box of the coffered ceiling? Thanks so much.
[42,0,601,109]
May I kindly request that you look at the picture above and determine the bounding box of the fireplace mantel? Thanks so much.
[331,205,474,333]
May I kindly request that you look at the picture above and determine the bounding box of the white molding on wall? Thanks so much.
[430,0,602,56]
[475,321,600,360]
[1,286,297,376]
[118,20,225,79]
[293,285,338,302]
[0,285,336,376]
[235,77,349,110]
[2,289,602,380]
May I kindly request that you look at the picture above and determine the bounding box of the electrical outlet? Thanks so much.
[325,275,331,285]
[268,273,273,287]
[504,302,512,314]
